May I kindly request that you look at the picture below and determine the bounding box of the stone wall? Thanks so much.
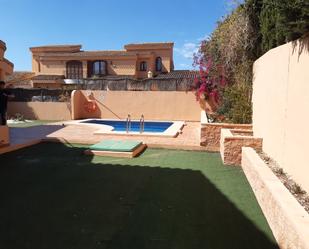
[242,147,309,249]
[200,112,252,151]
[220,129,263,165]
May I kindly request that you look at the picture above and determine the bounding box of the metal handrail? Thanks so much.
[139,114,145,133]
[126,114,131,133]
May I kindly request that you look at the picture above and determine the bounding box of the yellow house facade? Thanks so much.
[30,42,174,88]
[0,40,14,81]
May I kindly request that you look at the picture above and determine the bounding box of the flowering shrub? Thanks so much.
[193,4,254,123]
[192,49,226,105]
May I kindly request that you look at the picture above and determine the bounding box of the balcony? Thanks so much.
[64,79,84,84]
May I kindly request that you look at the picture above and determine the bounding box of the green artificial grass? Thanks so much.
[7,120,58,128]
[0,143,278,249]
[90,140,142,152]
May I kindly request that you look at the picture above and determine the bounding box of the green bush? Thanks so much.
[217,83,252,124]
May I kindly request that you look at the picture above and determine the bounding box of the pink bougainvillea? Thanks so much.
[192,48,227,104]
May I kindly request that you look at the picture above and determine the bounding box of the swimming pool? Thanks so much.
[81,119,173,133]
[73,119,185,137]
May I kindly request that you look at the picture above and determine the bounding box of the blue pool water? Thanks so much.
[81,119,173,133]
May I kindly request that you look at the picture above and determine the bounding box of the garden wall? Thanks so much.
[7,91,200,121]
[8,102,71,120]
[252,37,309,193]
[71,91,200,121]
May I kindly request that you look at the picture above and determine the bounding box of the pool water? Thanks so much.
[82,120,173,133]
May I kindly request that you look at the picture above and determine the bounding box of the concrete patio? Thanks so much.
[0,121,206,155]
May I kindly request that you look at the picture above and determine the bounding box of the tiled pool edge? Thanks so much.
[242,147,309,249]
[64,119,184,138]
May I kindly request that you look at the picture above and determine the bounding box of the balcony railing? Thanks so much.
[64,79,84,84]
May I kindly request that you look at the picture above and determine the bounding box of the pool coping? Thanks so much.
[62,119,185,138]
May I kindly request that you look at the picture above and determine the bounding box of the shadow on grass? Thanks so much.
[0,143,278,249]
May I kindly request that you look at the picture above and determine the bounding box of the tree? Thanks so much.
[260,0,309,53]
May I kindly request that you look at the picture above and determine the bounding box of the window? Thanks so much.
[140,61,147,71]
[66,61,83,79]
[92,61,107,76]
[155,57,162,72]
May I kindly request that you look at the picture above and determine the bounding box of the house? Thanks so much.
[29,42,175,88]
[0,40,14,81]
[5,71,35,89]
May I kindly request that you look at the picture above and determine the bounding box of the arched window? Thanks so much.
[140,61,147,71]
[66,60,83,79]
[155,57,162,72]
[92,60,107,76]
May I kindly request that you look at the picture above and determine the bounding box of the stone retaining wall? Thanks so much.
[242,147,309,249]
[200,111,252,151]
[220,129,263,165]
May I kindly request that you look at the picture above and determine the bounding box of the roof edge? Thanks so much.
[30,44,82,53]
[124,42,174,50]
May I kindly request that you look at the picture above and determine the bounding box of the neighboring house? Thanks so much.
[30,42,176,88]
[0,40,14,81]
[5,71,35,88]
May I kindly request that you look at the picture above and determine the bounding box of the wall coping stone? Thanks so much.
[242,147,309,249]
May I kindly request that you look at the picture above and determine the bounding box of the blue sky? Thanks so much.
[1,0,231,71]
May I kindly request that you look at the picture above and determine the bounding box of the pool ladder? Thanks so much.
[126,114,144,133]
[126,114,131,133]
[139,114,145,133]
